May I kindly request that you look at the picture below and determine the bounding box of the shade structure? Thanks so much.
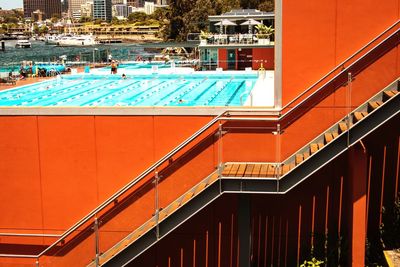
[240,19,261,26]
[240,19,262,34]
[215,19,237,34]
[214,19,237,26]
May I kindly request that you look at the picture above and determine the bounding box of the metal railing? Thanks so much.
[0,20,399,266]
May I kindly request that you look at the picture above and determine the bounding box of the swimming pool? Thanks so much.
[0,73,258,107]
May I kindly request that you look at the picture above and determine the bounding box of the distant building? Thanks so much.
[81,1,93,17]
[113,4,128,17]
[112,0,127,4]
[67,0,86,17]
[31,9,44,22]
[144,1,154,14]
[23,0,62,19]
[93,0,112,22]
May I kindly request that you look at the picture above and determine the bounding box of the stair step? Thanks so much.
[303,151,310,160]
[221,164,233,176]
[310,143,319,154]
[267,165,276,176]
[181,192,194,205]
[194,182,207,195]
[324,133,334,144]
[259,164,268,177]
[282,164,290,174]
[338,122,348,133]
[332,132,339,138]
[228,164,239,176]
[368,101,382,111]
[251,164,261,177]
[383,90,396,101]
[295,154,304,165]
[235,164,247,177]
[353,112,365,123]
[244,164,255,177]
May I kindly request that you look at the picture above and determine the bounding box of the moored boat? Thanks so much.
[15,40,32,48]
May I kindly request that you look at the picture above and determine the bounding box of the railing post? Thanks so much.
[218,122,223,194]
[155,170,160,239]
[35,258,39,267]
[347,72,352,146]
[94,217,99,267]
[275,123,281,192]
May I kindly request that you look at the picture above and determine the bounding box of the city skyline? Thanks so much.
[0,0,23,9]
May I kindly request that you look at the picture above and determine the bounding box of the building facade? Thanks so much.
[80,1,93,17]
[23,0,62,19]
[66,0,86,17]
[93,0,112,22]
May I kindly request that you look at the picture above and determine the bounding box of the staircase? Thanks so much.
[96,80,399,266]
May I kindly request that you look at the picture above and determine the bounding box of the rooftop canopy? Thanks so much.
[208,9,274,22]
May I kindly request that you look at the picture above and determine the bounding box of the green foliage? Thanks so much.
[94,18,103,25]
[79,16,92,23]
[128,12,148,23]
[258,1,274,12]
[300,257,324,267]
[166,0,273,41]
[255,24,274,38]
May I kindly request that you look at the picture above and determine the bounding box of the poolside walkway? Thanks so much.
[0,67,86,91]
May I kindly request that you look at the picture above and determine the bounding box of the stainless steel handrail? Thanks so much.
[280,20,399,111]
[0,233,61,238]
[3,20,399,261]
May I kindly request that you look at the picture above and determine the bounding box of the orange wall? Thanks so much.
[282,0,400,106]
[0,115,212,235]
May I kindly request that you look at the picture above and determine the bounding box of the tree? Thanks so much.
[79,16,92,23]
[128,12,148,23]
[258,0,274,12]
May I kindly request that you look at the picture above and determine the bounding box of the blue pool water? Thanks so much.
[0,74,257,107]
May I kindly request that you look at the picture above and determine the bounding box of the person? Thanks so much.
[121,74,127,79]
[110,60,117,74]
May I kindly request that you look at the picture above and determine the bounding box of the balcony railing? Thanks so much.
[199,33,274,46]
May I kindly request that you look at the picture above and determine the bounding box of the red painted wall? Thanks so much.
[218,49,228,70]
[0,115,213,237]
[282,0,400,106]
[253,47,274,70]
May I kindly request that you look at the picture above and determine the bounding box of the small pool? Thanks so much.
[0,73,258,107]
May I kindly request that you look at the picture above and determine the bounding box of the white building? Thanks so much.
[144,1,154,15]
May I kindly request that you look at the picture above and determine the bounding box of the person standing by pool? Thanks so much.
[111,60,117,74]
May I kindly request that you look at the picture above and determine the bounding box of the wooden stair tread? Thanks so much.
[310,143,319,154]
[259,164,269,177]
[244,164,255,177]
[303,151,310,160]
[295,154,304,165]
[353,112,364,122]
[332,132,339,138]
[235,164,247,177]
[338,122,348,133]
[228,164,239,176]
[221,164,233,176]
[324,133,334,144]
[251,164,261,177]
[267,165,275,176]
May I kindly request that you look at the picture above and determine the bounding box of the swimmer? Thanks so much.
[178,99,186,104]
[122,74,127,79]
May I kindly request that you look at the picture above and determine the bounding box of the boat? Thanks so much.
[15,40,32,48]
[57,35,98,46]
[45,35,61,45]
